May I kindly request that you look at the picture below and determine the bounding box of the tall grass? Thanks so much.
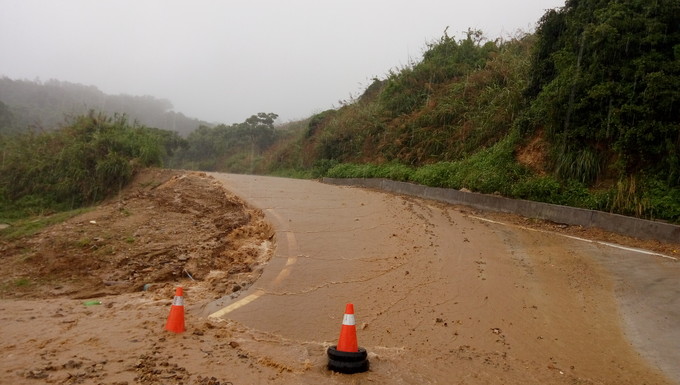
[554,146,602,184]
[0,111,171,220]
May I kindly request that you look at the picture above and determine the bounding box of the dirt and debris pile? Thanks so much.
[0,169,274,300]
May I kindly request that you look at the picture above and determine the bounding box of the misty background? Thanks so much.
[1,0,564,125]
[2,0,679,227]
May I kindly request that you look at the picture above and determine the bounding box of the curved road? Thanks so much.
[205,173,679,384]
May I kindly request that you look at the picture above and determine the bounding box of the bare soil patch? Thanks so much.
[0,169,273,302]
[0,170,288,385]
[516,129,549,175]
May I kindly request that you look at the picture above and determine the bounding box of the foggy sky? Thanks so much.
[0,0,565,125]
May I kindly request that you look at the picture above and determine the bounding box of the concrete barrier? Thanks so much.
[322,178,680,244]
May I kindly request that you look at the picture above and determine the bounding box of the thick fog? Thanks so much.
[0,0,565,124]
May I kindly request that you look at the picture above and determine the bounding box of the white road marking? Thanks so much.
[209,209,300,318]
[208,289,265,319]
[469,215,677,261]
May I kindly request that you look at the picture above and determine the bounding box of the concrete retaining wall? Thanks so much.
[322,178,680,244]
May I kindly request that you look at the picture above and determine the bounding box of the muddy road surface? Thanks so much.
[206,173,680,385]
[1,170,678,384]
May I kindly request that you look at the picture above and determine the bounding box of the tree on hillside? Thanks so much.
[239,112,278,173]
[172,112,279,173]
[241,113,278,152]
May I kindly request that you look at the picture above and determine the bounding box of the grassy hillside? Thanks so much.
[255,1,679,223]
[0,111,183,220]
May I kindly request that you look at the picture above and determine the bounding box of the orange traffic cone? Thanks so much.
[337,303,359,352]
[164,287,186,333]
[327,303,369,374]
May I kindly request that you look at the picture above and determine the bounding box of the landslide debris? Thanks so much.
[0,169,274,301]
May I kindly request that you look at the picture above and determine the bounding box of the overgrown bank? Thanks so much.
[257,1,680,223]
[6,0,677,225]
[0,112,183,221]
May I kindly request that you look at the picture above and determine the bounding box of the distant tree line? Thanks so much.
[0,77,208,136]
[170,112,280,173]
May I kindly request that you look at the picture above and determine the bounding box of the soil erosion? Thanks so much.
[1,169,678,385]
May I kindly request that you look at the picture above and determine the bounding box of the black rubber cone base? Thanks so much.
[327,346,369,374]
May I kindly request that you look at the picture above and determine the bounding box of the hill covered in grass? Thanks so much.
[251,1,679,223]
[0,112,184,220]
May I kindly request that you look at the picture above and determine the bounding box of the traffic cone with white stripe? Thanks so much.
[327,303,369,373]
[164,287,186,333]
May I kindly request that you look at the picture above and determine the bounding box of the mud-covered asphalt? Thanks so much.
[206,173,680,384]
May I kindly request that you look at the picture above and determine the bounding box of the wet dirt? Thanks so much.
[0,169,278,384]
[0,170,678,385]
[0,169,274,302]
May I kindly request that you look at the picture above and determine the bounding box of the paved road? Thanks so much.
[205,173,680,384]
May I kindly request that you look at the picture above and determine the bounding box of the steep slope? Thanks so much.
[258,1,679,223]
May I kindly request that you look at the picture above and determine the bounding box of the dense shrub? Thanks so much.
[0,111,177,219]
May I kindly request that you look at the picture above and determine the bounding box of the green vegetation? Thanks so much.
[0,111,183,221]
[255,29,535,174]
[4,1,677,225]
[321,135,611,211]
[527,0,680,182]
[253,0,679,223]
[170,112,280,173]
[0,208,91,240]
[13,278,32,287]
[0,277,32,295]
[522,0,680,220]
